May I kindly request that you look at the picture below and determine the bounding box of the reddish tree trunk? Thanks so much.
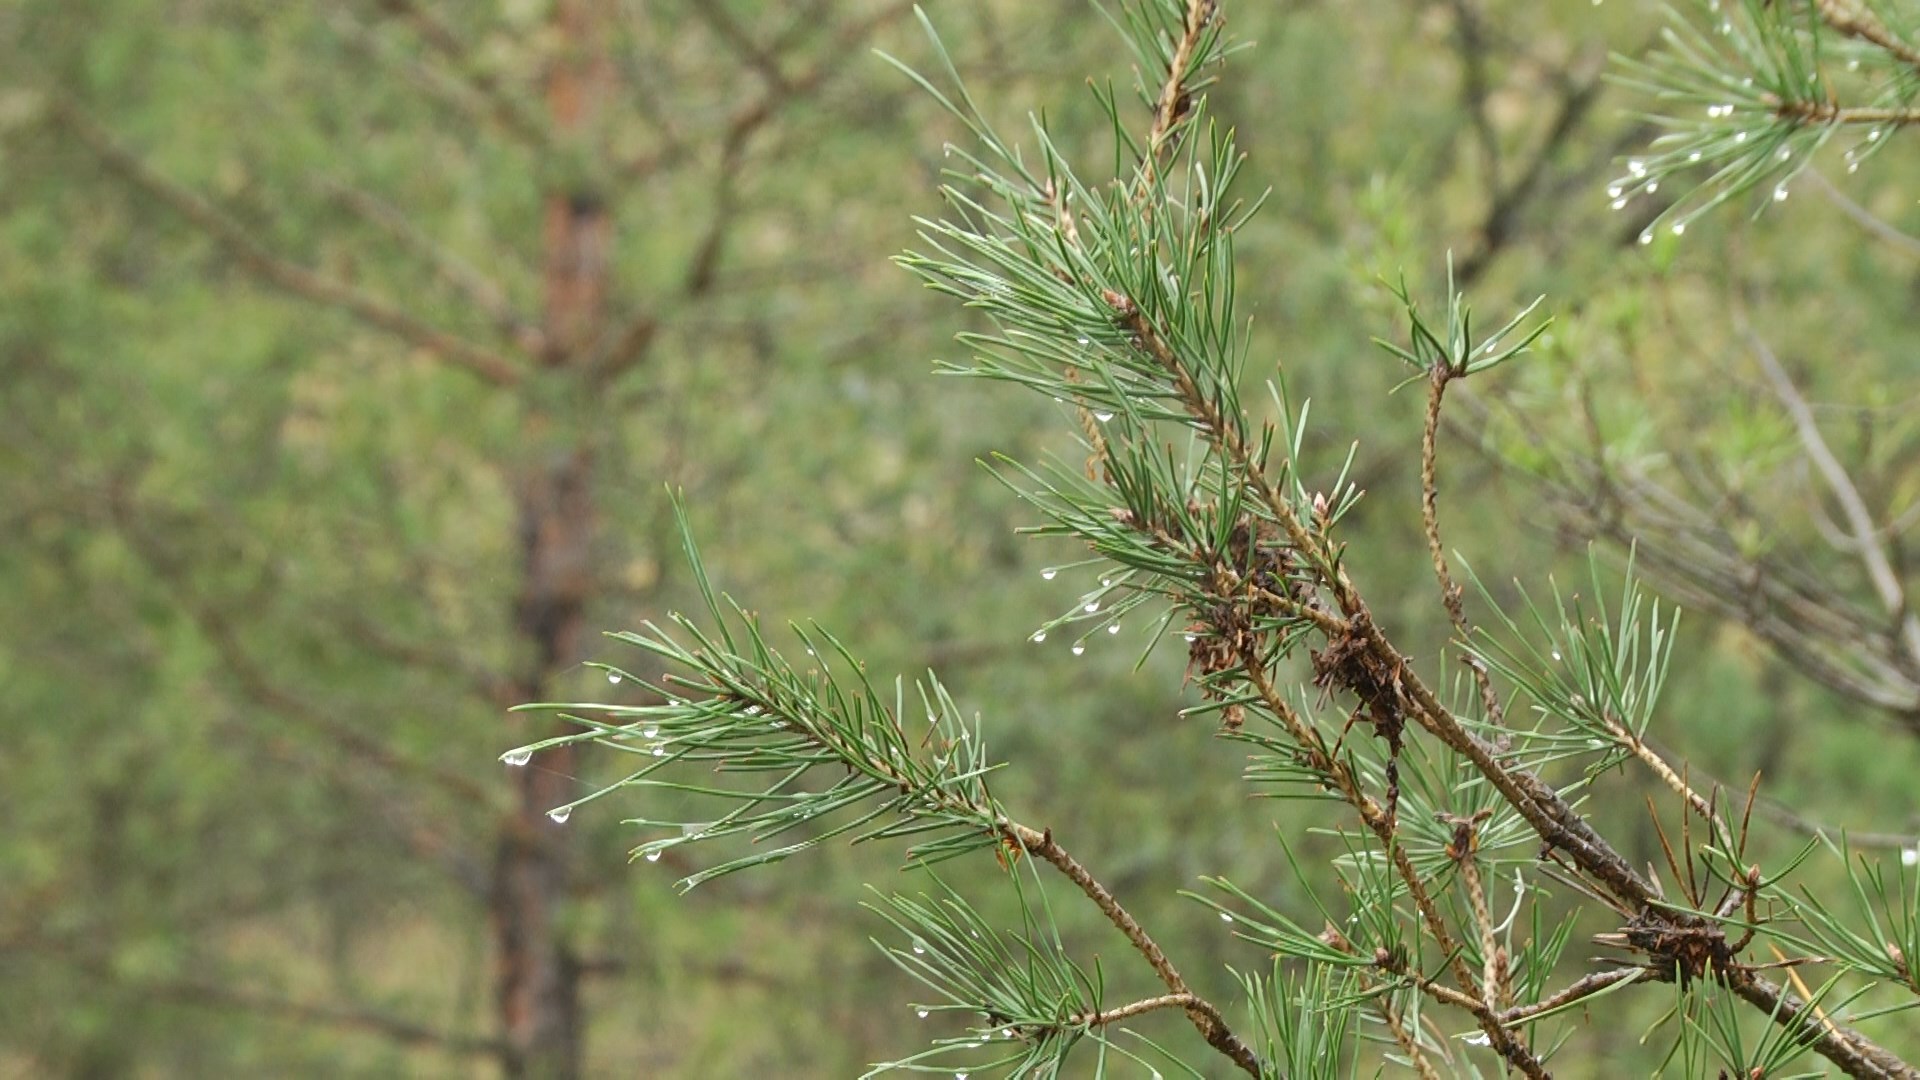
[494,2,614,1076]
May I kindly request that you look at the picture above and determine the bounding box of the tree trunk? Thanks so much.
[494,2,613,1076]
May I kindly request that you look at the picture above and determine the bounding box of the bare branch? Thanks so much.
[149,975,505,1059]
[103,493,502,809]
[56,101,525,387]
[1742,325,1920,672]
[368,0,556,151]
[622,0,918,183]
[314,175,546,356]
[1806,170,1920,259]
[1004,822,1263,1077]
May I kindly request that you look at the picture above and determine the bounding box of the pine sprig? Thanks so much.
[509,500,1008,887]
[1611,0,1920,236]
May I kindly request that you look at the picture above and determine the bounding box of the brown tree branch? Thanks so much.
[622,0,918,184]
[1815,0,1920,74]
[56,101,525,387]
[103,494,501,809]
[1003,822,1263,1077]
[1422,367,1506,726]
[149,975,506,1059]
[314,175,546,356]
[1742,324,1920,673]
[1807,169,1920,259]
[369,0,557,151]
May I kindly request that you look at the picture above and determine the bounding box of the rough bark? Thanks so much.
[493,2,614,1076]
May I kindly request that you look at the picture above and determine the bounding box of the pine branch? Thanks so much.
[514,504,1263,1075]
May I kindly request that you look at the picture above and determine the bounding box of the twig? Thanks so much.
[1499,967,1647,1026]
[56,100,524,387]
[314,175,545,356]
[1814,0,1920,74]
[1005,822,1264,1076]
[1806,170,1920,259]
[1422,365,1505,726]
[1743,324,1920,672]
[149,975,505,1058]
[370,0,556,150]
[1077,992,1200,1026]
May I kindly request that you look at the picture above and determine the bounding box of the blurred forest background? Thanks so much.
[3,0,1918,1076]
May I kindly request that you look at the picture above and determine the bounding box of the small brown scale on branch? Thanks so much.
[1179,512,1308,729]
[1310,611,1410,828]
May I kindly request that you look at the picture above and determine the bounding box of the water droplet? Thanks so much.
[916,1008,930,1019]
[1733,130,1747,144]
[1773,183,1789,202]
[1093,410,1114,423]
[1076,337,1090,345]
[1776,147,1791,161]
[1606,184,1624,199]
[1688,151,1702,162]
[1183,633,1197,643]
[1638,230,1653,246]
[1718,20,1732,34]
[1610,197,1628,211]
[1100,577,1111,587]
[651,744,667,757]
[501,747,533,767]
[642,725,659,739]
[1083,602,1099,613]
[1041,567,1057,580]
[608,672,622,684]
[745,704,763,716]
[1071,644,1085,656]
[1848,59,1861,71]
[1870,128,1884,141]
[1107,624,1120,634]
[1219,912,1234,923]
[955,1072,968,1080]
[1671,222,1686,236]
[1551,650,1563,661]
[1643,181,1658,194]
[1903,848,1918,867]
[913,943,926,955]
[1466,1032,1492,1047]
[1031,630,1046,643]
[646,850,662,862]
[1849,161,1861,174]
[548,806,573,824]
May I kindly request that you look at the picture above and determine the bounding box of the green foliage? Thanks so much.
[11,0,1920,1076]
